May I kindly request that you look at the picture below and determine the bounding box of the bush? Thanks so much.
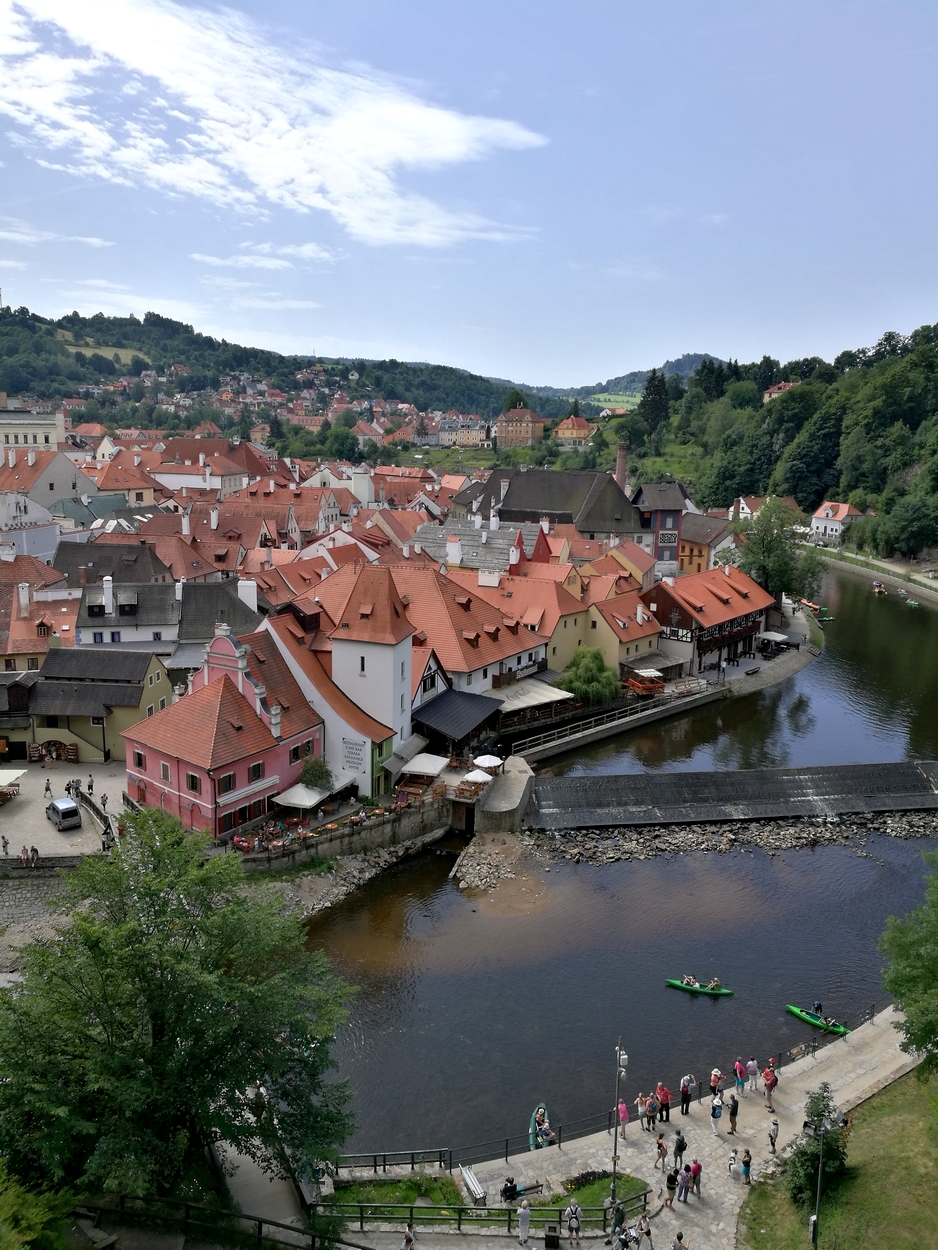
[0,1162,71,1250]
[553,648,620,705]
[300,755,334,792]
[784,1083,849,1208]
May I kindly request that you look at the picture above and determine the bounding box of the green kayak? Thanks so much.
[786,1005,850,1035]
[665,979,734,997]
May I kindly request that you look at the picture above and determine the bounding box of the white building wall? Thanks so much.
[331,635,411,748]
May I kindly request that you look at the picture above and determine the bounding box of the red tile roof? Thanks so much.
[122,674,278,768]
[238,630,323,738]
[643,565,774,629]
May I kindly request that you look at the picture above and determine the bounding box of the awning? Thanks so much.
[481,677,574,713]
[0,769,25,785]
[412,689,503,740]
[462,768,494,784]
[328,769,359,794]
[632,668,663,678]
[473,754,503,768]
[384,732,430,779]
[761,631,789,643]
[273,783,327,809]
[401,752,450,777]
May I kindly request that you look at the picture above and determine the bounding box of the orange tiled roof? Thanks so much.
[237,630,323,739]
[645,565,774,628]
[592,590,661,643]
[122,674,278,768]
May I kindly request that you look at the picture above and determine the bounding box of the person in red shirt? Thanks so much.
[763,1062,778,1111]
[689,1158,702,1198]
[656,1081,672,1122]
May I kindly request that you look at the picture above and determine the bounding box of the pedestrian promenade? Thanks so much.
[349,1007,915,1250]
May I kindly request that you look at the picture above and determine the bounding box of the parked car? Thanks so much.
[46,797,81,831]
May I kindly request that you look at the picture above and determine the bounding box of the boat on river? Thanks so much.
[785,1004,850,1035]
[529,1102,554,1150]
[908,600,919,608]
[665,978,734,997]
[872,582,887,595]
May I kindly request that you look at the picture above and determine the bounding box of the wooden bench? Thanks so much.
[459,1164,487,1206]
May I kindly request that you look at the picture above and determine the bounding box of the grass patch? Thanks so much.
[532,1171,649,1225]
[240,855,335,884]
[589,393,641,409]
[332,1175,462,1212]
[737,1068,938,1250]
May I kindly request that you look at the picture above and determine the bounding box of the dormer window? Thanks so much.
[359,602,373,618]
[37,624,48,637]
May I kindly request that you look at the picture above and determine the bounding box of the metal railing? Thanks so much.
[336,1108,616,1174]
[512,690,717,755]
[773,994,893,1071]
[319,1192,652,1234]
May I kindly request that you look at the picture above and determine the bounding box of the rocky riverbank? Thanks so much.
[522,809,938,864]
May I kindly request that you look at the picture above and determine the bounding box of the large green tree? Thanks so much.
[881,849,938,1074]
[636,367,670,433]
[0,811,352,1195]
[553,647,620,704]
[735,496,825,604]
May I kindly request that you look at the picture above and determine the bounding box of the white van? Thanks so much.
[46,797,82,831]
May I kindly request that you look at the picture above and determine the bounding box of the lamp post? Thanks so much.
[611,1041,628,1203]
[803,1115,833,1248]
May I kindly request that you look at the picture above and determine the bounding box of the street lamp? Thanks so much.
[802,1115,833,1248]
[610,1041,628,1203]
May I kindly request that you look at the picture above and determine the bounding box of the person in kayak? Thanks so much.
[706,977,722,990]
[681,974,699,987]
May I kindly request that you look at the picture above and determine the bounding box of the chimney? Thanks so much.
[402,543,410,558]
[80,493,89,506]
[473,512,483,529]
[210,507,218,531]
[175,577,185,601]
[490,510,500,531]
[26,450,35,467]
[181,511,190,536]
[414,542,422,555]
[17,581,29,618]
[6,448,14,468]
[636,602,644,625]
[445,536,462,566]
[204,465,212,489]
[199,452,205,466]
[103,575,113,615]
[615,442,628,491]
[237,578,258,613]
[269,702,282,739]
[265,547,272,569]
[78,565,87,587]
[724,562,731,576]
[539,516,550,535]
[268,478,275,493]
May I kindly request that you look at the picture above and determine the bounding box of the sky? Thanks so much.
[0,0,936,386]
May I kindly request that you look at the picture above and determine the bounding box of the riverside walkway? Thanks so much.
[349,1007,915,1250]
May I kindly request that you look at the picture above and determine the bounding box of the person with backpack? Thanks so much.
[679,1073,696,1115]
[673,1129,687,1168]
[645,1092,658,1132]
[709,1094,723,1135]
[564,1198,582,1244]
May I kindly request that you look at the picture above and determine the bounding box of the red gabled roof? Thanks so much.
[238,630,323,739]
[122,675,277,768]
[644,565,774,628]
[813,501,862,522]
[331,564,414,645]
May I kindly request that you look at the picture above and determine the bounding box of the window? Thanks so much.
[400,693,405,711]
[248,760,265,783]
[135,492,144,503]
[37,624,48,637]
[43,434,49,445]
[250,798,264,819]
[91,715,104,726]
[422,671,436,694]
[290,744,302,764]
[49,481,54,490]
[159,697,166,710]
[152,631,162,642]
[359,655,365,674]
[3,659,14,671]
[27,657,38,670]
[146,704,154,717]
[45,715,59,728]
[219,811,236,833]
[218,771,236,794]
[12,435,17,444]
[148,673,154,686]
[133,750,146,770]
[155,670,161,681]
[160,761,170,781]
[32,434,37,445]
[591,620,597,630]
[401,661,405,679]
[93,631,103,644]
[466,671,472,685]
[186,772,201,794]
[528,652,533,662]
[110,631,121,643]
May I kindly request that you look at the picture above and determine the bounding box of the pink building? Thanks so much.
[122,624,323,837]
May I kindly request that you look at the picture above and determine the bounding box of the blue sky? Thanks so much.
[0,0,936,385]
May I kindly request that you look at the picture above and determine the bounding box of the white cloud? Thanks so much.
[54,286,206,322]
[199,275,258,290]
[71,278,130,290]
[243,241,335,262]
[0,215,113,247]
[0,0,545,247]
[191,252,293,271]
[233,297,321,310]
[0,259,26,270]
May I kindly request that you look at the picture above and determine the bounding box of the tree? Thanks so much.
[637,368,669,433]
[301,754,335,792]
[881,496,936,558]
[881,849,938,1074]
[553,648,620,705]
[735,496,823,605]
[0,811,352,1194]
[502,386,528,412]
[566,398,581,417]
[784,1082,849,1208]
[0,1162,71,1250]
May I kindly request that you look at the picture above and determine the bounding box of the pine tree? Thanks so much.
[637,368,670,431]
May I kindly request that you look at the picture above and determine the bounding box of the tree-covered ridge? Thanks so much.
[0,305,583,420]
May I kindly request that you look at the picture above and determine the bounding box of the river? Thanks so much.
[307,569,938,1152]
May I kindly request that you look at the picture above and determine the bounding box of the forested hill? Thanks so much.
[0,306,584,420]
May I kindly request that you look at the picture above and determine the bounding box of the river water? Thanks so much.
[307,569,938,1152]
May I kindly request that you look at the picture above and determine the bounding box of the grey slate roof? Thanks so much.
[177,583,262,641]
[54,541,172,586]
[411,688,502,740]
[412,519,543,571]
[631,480,695,513]
[29,680,143,716]
[458,468,643,536]
[39,647,153,683]
[679,513,731,545]
[50,494,129,525]
[76,583,179,630]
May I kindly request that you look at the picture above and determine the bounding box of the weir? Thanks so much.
[527,759,938,829]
